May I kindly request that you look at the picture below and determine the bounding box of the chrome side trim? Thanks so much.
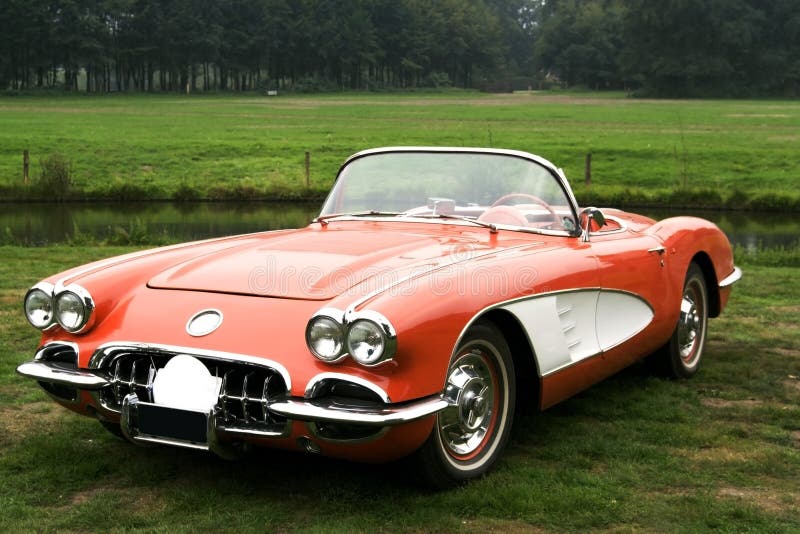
[89,342,292,391]
[304,372,392,403]
[719,266,742,288]
[16,360,109,389]
[268,395,448,426]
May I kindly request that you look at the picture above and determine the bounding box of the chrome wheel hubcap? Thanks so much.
[439,351,495,456]
[678,281,705,365]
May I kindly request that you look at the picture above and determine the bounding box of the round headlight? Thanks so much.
[24,286,54,330]
[55,291,88,332]
[346,320,387,366]
[306,316,344,362]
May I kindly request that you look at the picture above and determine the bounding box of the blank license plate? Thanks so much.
[138,403,208,444]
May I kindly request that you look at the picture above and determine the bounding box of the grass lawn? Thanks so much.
[0,244,798,532]
[0,92,798,208]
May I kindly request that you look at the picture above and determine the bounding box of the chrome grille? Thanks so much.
[96,349,288,434]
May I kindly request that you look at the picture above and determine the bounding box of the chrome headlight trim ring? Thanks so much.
[305,308,348,363]
[54,284,95,333]
[23,282,56,331]
[344,310,397,367]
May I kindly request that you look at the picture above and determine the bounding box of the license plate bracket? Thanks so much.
[137,402,208,445]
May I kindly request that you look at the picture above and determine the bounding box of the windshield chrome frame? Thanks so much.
[324,147,582,238]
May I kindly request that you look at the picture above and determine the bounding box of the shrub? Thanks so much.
[37,153,72,201]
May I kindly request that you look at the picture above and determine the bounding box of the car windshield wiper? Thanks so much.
[414,213,498,234]
[313,210,404,226]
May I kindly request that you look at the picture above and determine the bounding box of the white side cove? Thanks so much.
[502,289,654,376]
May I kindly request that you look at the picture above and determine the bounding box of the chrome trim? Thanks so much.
[343,309,397,367]
[719,266,742,288]
[23,281,57,331]
[55,283,95,333]
[185,308,223,337]
[88,342,292,391]
[304,372,392,403]
[305,308,348,363]
[16,360,109,389]
[34,340,80,362]
[268,395,449,426]
[306,308,398,367]
[590,215,628,236]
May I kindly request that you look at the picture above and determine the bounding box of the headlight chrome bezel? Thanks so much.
[306,308,397,367]
[23,282,56,330]
[305,308,347,363]
[24,282,95,334]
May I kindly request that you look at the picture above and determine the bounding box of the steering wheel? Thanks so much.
[490,193,559,224]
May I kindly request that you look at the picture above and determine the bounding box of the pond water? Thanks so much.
[1,201,797,249]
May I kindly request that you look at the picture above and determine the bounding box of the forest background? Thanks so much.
[2,0,800,98]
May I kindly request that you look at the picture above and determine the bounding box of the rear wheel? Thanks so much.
[413,321,515,488]
[652,262,709,378]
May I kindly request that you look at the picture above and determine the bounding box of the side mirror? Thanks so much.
[580,207,606,242]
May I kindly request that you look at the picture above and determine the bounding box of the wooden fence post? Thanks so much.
[23,150,30,184]
[584,152,592,186]
[305,151,310,188]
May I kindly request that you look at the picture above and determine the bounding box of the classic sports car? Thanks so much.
[17,147,741,487]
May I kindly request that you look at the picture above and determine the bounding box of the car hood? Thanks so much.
[147,225,508,301]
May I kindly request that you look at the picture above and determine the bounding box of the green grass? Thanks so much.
[1,92,799,208]
[1,244,799,531]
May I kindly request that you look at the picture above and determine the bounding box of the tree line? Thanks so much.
[1,0,798,97]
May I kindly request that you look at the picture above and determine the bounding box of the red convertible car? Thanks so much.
[17,147,741,487]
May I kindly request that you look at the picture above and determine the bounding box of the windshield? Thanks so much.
[320,150,579,235]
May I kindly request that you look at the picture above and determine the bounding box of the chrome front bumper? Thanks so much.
[16,359,448,427]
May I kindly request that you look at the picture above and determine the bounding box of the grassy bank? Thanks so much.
[1,244,798,532]
[1,92,799,210]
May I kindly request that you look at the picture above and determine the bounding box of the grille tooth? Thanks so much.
[220,370,231,421]
[241,372,251,422]
[261,376,272,422]
[98,351,287,434]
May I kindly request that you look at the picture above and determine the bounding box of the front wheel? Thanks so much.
[651,262,709,378]
[413,321,516,488]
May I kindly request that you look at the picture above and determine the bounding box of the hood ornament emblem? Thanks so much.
[186,309,223,337]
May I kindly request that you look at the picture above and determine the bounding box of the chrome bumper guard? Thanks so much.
[16,360,108,389]
[17,359,448,428]
[719,266,742,288]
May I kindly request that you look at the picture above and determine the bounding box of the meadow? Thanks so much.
[0,244,799,532]
[0,91,799,209]
[1,92,799,531]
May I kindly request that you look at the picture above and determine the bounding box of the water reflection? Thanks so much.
[1,201,320,245]
[0,201,797,249]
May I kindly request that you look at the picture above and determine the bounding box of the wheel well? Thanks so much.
[481,309,541,414]
[691,252,721,318]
